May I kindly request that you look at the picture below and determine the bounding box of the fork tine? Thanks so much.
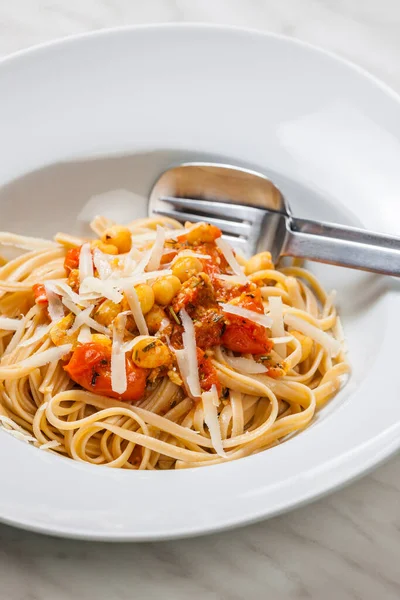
[160,196,263,222]
[154,208,252,237]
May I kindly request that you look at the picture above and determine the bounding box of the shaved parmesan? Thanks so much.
[62,298,110,335]
[133,249,152,275]
[111,314,127,395]
[78,243,94,285]
[79,277,123,303]
[216,238,247,284]
[123,285,148,336]
[20,324,52,347]
[268,296,286,357]
[179,308,201,398]
[44,284,65,322]
[93,248,113,280]
[121,255,136,277]
[284,313,341,357]
[128,244,142,262]
[222,353,268,374]
[77,324,92,343]
[68,306,94,334]
[52,282,91,306]
[0,316,23,331]
[220,303,272,328]
[147,225,166,271]
[202,385,225,457]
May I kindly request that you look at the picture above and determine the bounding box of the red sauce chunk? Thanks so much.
[32,283,48,305]
[197,347,221,395]
[64,247,81,275]
[64,342,147,403]
[221,289,273,355]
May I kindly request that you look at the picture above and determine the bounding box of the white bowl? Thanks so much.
[1,24,400,541]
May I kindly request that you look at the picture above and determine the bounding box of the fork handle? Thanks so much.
[282,217,400,277]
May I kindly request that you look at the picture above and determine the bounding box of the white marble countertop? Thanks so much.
[1,1,400,599]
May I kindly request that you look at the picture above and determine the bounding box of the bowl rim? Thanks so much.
[0,22,400,541]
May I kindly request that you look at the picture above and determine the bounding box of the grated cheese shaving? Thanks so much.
[284,313,341,357]
[202,385,226,457]
[93,248,113,280]
[222,352,268,374]
[220,303,272,328]
[111,313,127,395]
[179,308,201,397]
[44,283,65,322]
[123,284,148,336]
[79,277,123,304]
[78,242,94,285]
[147,225,166,271]
[216,238,247,284]
[68,306,94,334]
[62,298,110,335]
[77,324,92,343]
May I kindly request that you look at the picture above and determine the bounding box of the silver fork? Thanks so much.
[149,162,400,276]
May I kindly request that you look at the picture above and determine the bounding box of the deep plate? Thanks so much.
[0,24,400,541]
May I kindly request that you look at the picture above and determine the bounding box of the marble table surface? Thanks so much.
[1,1,400,599]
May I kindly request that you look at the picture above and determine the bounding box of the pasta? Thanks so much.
[0,215,349,469]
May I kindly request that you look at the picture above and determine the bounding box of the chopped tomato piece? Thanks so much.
[64,342,147,403]
[194,308,224,349]
[64,247,81,275]
[221,288,272,355]
[32,283,48,305]
[222,324,272,355]
[197,348,221,395]
[160,249,178,265]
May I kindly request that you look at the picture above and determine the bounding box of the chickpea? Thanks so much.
[145,305,167,334]
[101,225,132,254]
[152,275,181,305]
[90,239,119,255]
[132,337,171,369]
[172,256,203,283]
[290,330,313,362]
[50,314,78,347]
[91,333,112,348]
[134,284,154,315]
[94,299,121,327]
[244,251,274,276]
[185,222,221,244]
